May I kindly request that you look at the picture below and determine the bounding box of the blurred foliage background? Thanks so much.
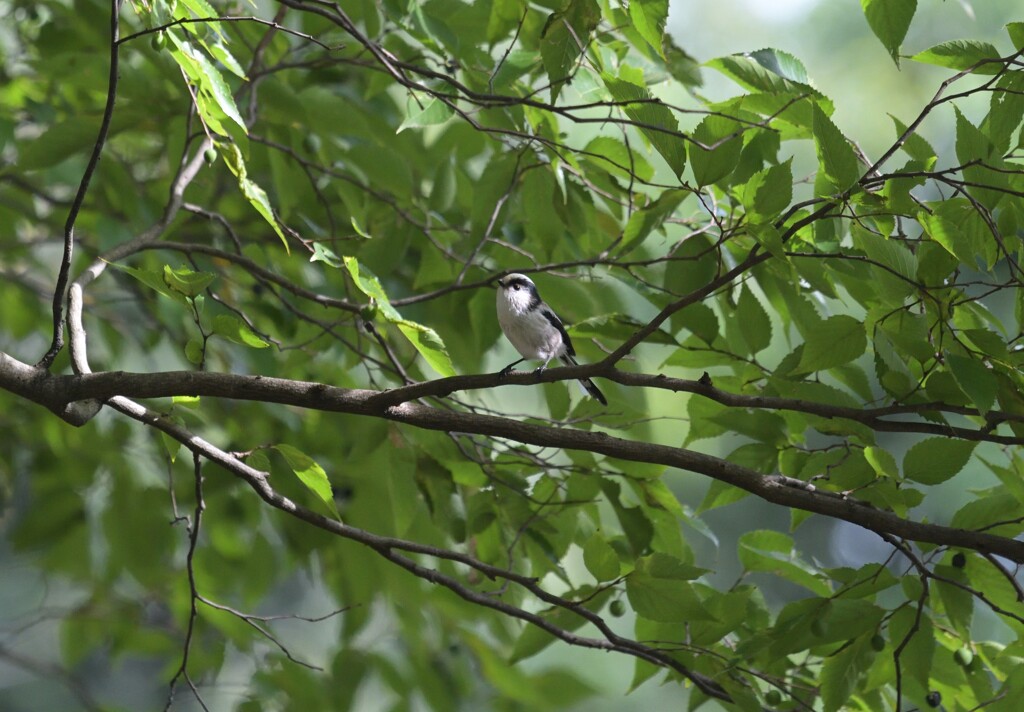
[1,0,1023,710]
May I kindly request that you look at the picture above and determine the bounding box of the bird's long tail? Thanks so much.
[562,355,608,405]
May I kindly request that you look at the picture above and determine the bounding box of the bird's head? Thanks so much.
[496,273,540,312]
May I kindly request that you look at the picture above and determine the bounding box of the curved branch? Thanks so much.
[38,0,124,370]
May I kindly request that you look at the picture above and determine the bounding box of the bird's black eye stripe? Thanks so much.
[506,277,532,291]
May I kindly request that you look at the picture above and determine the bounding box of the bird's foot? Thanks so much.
[498,365,515,378]
[532,366,546,375]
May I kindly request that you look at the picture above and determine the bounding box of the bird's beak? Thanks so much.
[494,276,505,289]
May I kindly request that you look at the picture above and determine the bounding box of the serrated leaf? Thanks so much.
[860,0,917,65]
[583,534,620,581]
[571,313,676,345]
[540,0,600,102]
[310,242,343,268]
[398,95,454,132]
[343,257,456,377]
[902,437,976,484]
[799,315,866,372]
[273,444,340,518]
[736,287,772,355]
[689,114,743,187]
[918,210,973,264]
[890,114,936,162]
[582,136,654,182]
[206,39,246,78]
[1009,22,1024,51]
[947,353,997,413]
[221,143,288,251]
[706,49,829,111]
[603,75,687,178]
[738,530,831,596]
[811,102,860,194]
[167,34,246,134]
[864,446,899,478]
[821,635,875,712]
[212,314,270,348]
[910,40,1003,75]
[740,159,792,218]
[628,0,669,56]
[395,320,457,377]
[618,189,689,255]
[625,553,708,622]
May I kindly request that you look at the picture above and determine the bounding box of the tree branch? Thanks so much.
[5,361,1022,564]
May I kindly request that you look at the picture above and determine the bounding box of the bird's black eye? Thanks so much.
[512,284,519,291]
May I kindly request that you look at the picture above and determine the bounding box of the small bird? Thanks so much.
[495,273,607,405]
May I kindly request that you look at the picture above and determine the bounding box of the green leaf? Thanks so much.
[736,287,772,354]
[395,320,457,377]
[910,40,1003,74]
[706,49,829,109]
[1009,22,1024,51]
[864,446,899,479]
[207,40,246,79]
[860,0,917,65]
[540,0,600,102]
[628,0,669,56]
[689,114,743,187]
[947,353,997,414]
[221,142,287,251]
[602,75,687,178]
[582,136,654,182]
[811,102,860,194]
[167,33,246,134]
[211,314,270,348]
[273,444,340,518]
[799,315,866,372]
[888,607,934,688]
[739,159,792,218]
[625,553,708,622]
[398,95,454,132]
[821,635,876,712]
[310,242,344,268]
[343,257,456,377]
[109,262,189,305]
[617,189,689,255]
[737,530,831,596]
[933,564,973,639]
[902,437,976,485]
[890,114,936,162]
[918,210,973,264]
[162,265,215,298]
[582,534,620,581]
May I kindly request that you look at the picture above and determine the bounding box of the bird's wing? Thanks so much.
[539,306,575,357]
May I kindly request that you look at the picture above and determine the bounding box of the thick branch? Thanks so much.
[9,364,1023,563]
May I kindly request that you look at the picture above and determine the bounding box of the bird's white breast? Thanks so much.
[497,291,565,361]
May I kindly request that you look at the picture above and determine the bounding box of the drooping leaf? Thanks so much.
[211,314,270,348]
[343,257,456,377]
[273,444,340,518]
[811,102,860,194]
[902,437,976,485]
[860,0,917,65]
[628,0,669,57]
[799,315,866,372]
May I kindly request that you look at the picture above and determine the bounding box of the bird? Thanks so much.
[495,273,607,405]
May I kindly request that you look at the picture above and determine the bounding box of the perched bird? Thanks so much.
[495,273,607,405]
